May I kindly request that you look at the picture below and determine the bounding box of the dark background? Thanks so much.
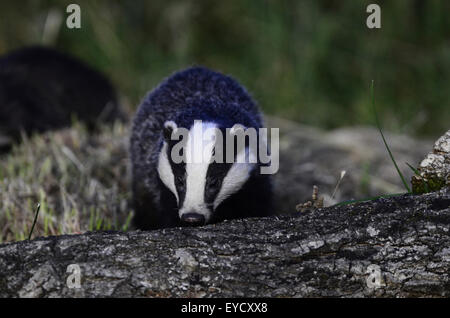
[0,0,449,137]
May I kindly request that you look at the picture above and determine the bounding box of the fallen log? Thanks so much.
[0,188,449,297]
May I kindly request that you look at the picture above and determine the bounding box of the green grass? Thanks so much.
[333,192,407,207]
[0,121,133,243]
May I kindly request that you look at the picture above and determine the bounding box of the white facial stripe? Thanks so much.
[157,142,179,203]
[179,121,217,221]
[213,148,256,209]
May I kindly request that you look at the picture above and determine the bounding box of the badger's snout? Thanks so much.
[180,212,206,226]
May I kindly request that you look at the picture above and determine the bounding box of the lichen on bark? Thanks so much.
[412,130,450,194]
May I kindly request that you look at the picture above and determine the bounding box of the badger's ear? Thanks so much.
[229,123,247,135]
[163,121,178,141]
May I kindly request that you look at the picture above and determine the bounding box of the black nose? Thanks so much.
[181,213,205,226]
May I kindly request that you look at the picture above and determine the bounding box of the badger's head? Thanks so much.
[157,119,259,226]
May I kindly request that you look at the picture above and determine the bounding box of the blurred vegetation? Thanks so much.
[0,0,449,137]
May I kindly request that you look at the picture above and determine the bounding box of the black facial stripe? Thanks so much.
[204,161,233,205]
[204,128,254,206]
[166,142,187,206]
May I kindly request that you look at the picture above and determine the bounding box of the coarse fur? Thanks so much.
[0,46,125,151]
[130,66,273,230]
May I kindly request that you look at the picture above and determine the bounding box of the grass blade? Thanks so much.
[406,162,420,176]
[371,80,411,193]
[333,192,406,207]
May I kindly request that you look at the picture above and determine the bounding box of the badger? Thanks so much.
[130,67,273,230]
[0,46,125,151]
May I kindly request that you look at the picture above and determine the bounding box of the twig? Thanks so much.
[28,204,41,240]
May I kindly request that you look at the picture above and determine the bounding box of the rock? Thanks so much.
[412,130,450,194]
[0,188,449,298]
[267,116,434,213]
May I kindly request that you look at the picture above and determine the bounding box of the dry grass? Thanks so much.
[0,121,133,243]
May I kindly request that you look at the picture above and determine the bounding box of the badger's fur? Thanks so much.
[130,67,273,230]
[0,46,124,151]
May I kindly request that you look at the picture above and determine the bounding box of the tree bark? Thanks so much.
[0,189,449,298]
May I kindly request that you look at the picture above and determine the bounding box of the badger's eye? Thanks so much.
[175,175,184,185]
[208,178,219,188]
